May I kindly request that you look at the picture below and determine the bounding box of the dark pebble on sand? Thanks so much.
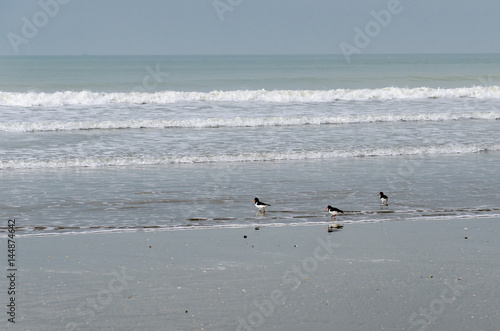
[244,235,247,239]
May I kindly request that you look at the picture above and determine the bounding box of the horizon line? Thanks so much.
[1,52,500,57]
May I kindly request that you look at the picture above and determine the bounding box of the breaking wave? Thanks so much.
[1,86,500,107]
[1,112,498,132]
[2,143,498,170]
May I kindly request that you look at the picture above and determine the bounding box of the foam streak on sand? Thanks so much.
[1,86,500,106]
[1,112,499,132]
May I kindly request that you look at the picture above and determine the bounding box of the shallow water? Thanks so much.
[1,54,499,236]
[1,151,499,236]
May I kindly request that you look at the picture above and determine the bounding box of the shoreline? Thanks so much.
[5,212,500,238]
[4,217,499,330]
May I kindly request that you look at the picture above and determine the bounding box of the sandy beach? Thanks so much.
[4,216,498,331]
[2,3,500,330]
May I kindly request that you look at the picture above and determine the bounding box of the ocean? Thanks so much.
[1,54,499,236]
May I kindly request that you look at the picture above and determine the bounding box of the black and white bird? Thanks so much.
[325,205,344,218]
[378,192,389,206]
[253,197,271,213]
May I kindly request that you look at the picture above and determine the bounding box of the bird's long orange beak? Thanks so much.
[252,199,255,202]
[377,193,380,196]
[324,207,328,210]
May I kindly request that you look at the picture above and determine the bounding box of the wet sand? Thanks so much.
[6,217,500,330]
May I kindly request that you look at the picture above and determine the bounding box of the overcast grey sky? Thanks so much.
[1,0,499,56]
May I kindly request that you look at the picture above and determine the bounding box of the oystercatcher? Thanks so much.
[378,192,389,206]
[253,197,271,213]
[325,205,344,218]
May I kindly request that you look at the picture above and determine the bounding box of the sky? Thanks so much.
[1,0,500,56]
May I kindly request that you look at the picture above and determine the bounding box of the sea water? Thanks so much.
[1,54,499,235]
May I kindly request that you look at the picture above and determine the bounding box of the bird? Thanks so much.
[325,205,344,218]
[253,197,271,213]
[378,192,389,206]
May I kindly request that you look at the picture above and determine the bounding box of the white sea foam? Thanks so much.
[2,143,498,170]
[1,112,498,132]
[1,86,500,107]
